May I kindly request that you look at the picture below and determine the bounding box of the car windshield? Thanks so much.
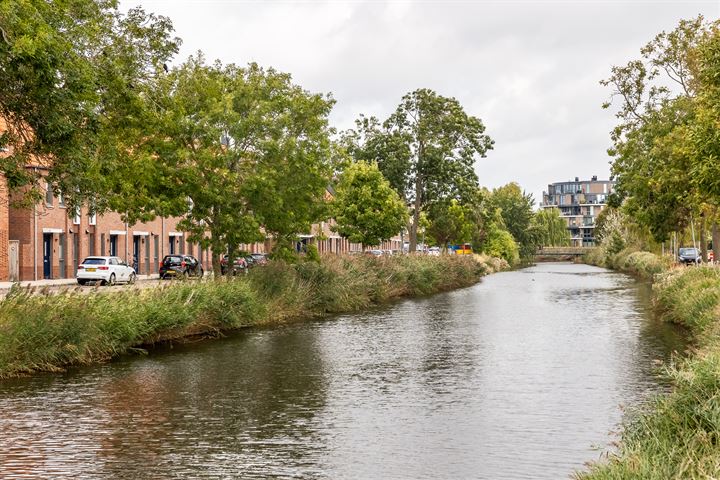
[82,258,106,265]
[679,248,698,255]
[164,256,183,264]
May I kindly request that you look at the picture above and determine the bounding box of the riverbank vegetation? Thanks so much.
[0,254,505,380]
[578,18,720,476]
[578,256,720,479]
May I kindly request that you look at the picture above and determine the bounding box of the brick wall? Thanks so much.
[0,176,9,281]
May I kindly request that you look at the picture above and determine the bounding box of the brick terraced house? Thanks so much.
[0,174,401,282]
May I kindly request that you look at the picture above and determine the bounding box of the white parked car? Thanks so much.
[428,246,441,256]
[76,256,136,286]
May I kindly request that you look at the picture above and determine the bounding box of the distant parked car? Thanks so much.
[160,254,204,279]
[249,253,268,265]
[77,256,136,286]
[366,249,383,256]
[428,246,441,256]
[220,254,247,275]
[678,247,701,265]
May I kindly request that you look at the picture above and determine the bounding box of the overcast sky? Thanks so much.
[121,0,719,203]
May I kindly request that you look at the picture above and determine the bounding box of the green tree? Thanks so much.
[534,208,570,247]
[343,89,494,252]
[0,0,179,207]
[331,161,408,249]
[426,196,482,250]
[601,16,718,245]
[687,28,720,261]
[145,55,334,275]
[486,183,540,260]
[479,209,519,265]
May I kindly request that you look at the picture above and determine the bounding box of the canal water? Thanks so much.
[0,263,686,479]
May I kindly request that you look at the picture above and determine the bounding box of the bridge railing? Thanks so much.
[536,247,593,256]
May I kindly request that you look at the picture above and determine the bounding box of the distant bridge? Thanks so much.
[535,247,593,258]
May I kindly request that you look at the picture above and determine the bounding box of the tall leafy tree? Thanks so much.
[331,161,408,249]
[487,183,540,260]
[687,28,720,260]
[0,0,179,207]
[426,199,474,250]
[146,56,334,274]
[344,89,493,252]
[534,208,570,247]
[601,16,718,246]
[478,208,519,265]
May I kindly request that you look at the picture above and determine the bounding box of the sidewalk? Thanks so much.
[0,274,161,291]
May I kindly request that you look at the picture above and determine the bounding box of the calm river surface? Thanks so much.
[0,263,687,479]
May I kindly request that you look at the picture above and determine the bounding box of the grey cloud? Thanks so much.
[122,0,719,201]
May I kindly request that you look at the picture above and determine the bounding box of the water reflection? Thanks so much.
[0,263,686,479]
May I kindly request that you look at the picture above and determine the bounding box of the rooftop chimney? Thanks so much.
[592,175,597,181]
[574,177,579,182]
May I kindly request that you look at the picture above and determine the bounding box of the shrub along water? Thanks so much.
[0,254,505,379]
[582,247,671,280]
[578,251,720,479]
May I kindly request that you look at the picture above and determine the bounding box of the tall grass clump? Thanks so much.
[612,250,672,279]
[654,266,720,332]
[584,247,671,280]
[0,254,501,378]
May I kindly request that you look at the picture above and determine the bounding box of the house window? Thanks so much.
[45,186,54,207]
[88,212,97,226]
[73,207,81,225]
[58,192,65,207]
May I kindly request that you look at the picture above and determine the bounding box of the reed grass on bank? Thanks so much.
[582,247,672,280]
[578,251,720,480]
[0,254,504,379]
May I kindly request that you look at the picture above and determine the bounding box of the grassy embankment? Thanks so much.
[0,254,506,380]
[578,248,720,479]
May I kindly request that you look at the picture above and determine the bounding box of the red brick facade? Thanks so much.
[0,176,9,281]
[5,189,230,281]
[0,178,402,282]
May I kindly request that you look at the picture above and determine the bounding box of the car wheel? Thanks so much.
[77,279,86,286]
[199,269,204,279]
[107,273,116,286]
[128,273,136,285]
[183,270,189,279]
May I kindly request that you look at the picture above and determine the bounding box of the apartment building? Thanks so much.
[540,176,614,247]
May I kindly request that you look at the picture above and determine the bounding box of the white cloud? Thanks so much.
[122,0,720,201]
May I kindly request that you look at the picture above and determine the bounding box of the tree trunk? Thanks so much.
[409,175,423,253]
[713,222,720,264]
[700,217,708,262]
[210,235,223,279]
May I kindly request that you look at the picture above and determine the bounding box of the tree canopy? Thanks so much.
[343,89,494,252]
[486,183,540,260]
[0,0,179,207]
[601,16,720,247]
[331,161,408,249]
[135,55,335,272]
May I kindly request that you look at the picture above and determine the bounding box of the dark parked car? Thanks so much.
[160,255,204,279]
[678,247,701,265]
[249,253,268,266]
[244,255,257,268]
[220,254,248,275]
